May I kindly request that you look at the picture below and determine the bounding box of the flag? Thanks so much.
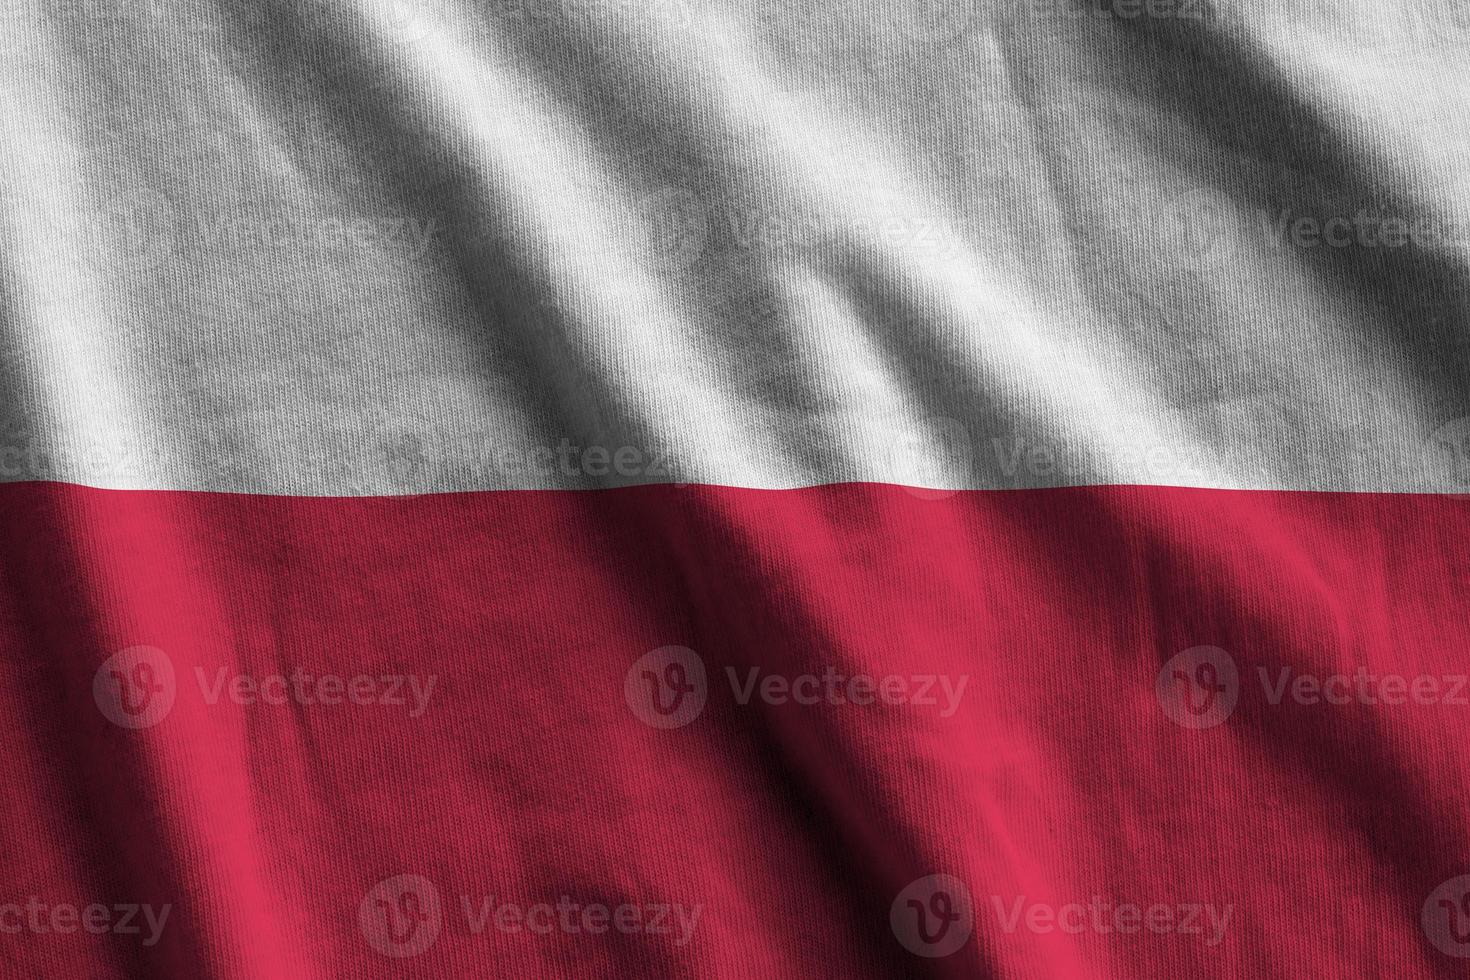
[2,1,1469,976]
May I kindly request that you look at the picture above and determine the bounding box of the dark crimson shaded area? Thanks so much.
[1,480,1468,978]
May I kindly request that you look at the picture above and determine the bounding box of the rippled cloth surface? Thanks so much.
[2,1,1469,977]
